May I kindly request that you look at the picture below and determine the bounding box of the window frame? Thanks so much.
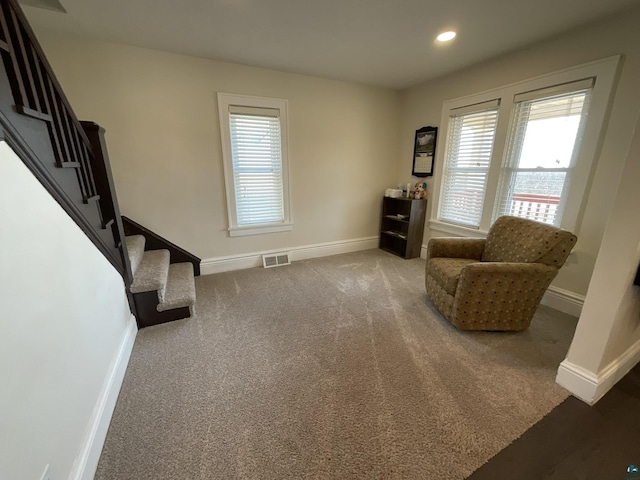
[217,92,293,237]
[430,56,620,237]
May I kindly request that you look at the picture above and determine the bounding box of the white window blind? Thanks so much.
[495,81,593,226]
[229,106,284,226]
[439,101,500,228]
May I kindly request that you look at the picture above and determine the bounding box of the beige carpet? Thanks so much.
[96,249,578,480]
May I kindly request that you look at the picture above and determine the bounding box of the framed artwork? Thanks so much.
[412,126,437,177]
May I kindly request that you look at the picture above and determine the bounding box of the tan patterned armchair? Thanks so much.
[425,216,577,331]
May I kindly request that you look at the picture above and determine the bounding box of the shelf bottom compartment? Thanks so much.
[379,232,407,258]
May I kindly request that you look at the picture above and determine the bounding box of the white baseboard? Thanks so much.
[70,314,138,480]
[557,339,640,404]
[541,286,585,317]
[201,236,378,275]
[556,360,599,404]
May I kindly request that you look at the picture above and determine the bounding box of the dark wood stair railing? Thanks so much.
[0,0,133,293]
[0,0,204,325]
[0,0,99,200]
[0,0,136,314]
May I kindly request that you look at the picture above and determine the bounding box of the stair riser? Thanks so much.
[125,234,146,277]
[132,290,191,329]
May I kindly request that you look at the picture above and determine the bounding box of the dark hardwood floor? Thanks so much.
[468,364,640,480]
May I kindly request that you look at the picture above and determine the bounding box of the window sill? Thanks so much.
[229,223,293,237]
[428,219,488,238]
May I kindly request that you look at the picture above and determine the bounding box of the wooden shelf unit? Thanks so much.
[379,196,427,259]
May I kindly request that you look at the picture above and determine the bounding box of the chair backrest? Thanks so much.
[482,216,577,268]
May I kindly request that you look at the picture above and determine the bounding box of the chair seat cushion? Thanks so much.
[427,257,478,296]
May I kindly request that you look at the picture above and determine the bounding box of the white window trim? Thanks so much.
[217,92,293,237]
[429,55,620,237]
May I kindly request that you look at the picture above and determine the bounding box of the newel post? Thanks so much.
[81,121,134,291]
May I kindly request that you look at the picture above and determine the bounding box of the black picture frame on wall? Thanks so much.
[412,126,437,177]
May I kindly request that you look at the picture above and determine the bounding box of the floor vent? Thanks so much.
[262,252,291,268]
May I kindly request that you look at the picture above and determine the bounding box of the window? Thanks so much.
[432,56,619,236]
[494,81,592,226]
[218,93,292,237]
[440,101,499,228]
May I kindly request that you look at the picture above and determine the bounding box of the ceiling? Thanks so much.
[21,0,640,89]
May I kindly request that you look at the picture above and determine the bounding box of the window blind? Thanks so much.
[439,102,499,228]
[495,85,592,226]
[229,107,284,226]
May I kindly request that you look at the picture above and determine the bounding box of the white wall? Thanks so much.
[0,142,135,480]
[398,5,640,298]
[32,32,400,262]
[556,112,640,403]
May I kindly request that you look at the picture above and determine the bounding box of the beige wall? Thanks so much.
[34,32,400,260]
[35,6,640,292]
[26,3,640,404]
[398,6,640,297]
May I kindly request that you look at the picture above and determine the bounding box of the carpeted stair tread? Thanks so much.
[158,262,196,313]
[125,235,145,276]
[130,249,170,300]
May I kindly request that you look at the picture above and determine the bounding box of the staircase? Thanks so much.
[0,0,129,279]
[0,0,200,330]
[126,234,197,328]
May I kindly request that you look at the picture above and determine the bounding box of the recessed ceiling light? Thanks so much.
[436,31,456,42]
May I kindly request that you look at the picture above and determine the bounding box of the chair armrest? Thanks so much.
[457,262,558,294]
[427,237,486,260]
[452,262,559,331]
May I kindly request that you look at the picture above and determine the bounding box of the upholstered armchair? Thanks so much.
[425,216,577,331]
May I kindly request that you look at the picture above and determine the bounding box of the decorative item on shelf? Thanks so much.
[414,181,427,199]
[384,188,403,198]
[412,126,438,177]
